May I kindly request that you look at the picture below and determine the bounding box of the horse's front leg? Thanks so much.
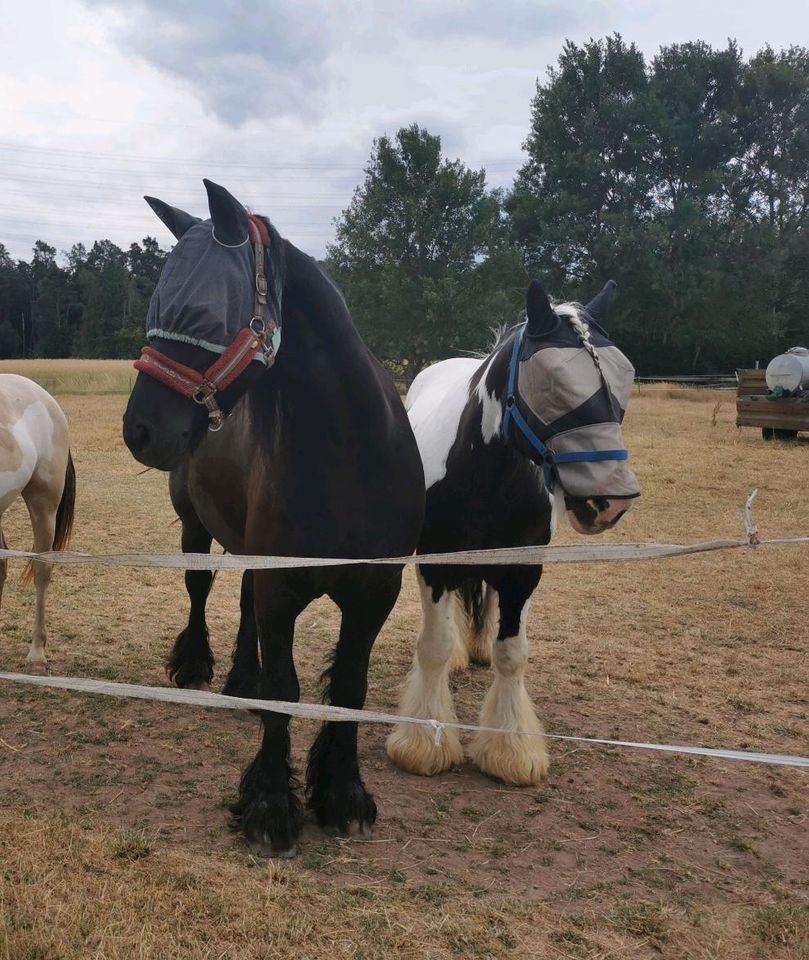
[469,565,548,785]
[232,571,309,857]
[306,569,402,836]
[166,514,215,690]
[386,565,465,776]
[222,571,260,698]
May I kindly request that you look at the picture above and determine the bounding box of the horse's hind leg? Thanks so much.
[453,581,498,670]
[306,569,402,836]
[0,525,7,615]
[167,514,215,690]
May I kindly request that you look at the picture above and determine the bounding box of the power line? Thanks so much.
[0,141,523,171]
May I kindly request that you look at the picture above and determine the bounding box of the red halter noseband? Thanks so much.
[134,215,277,431]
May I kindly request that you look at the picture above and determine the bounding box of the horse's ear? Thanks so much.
[204,179,249,246]
[144,197,200,240]
[584,280,617,329]
[525,280,557,338]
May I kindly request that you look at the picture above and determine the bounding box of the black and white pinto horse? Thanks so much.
[387,280,639,786]
[122,181,424,856]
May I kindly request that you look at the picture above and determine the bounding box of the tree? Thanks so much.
[74,240,131,357]
[507,36,809,373]
[508,35,652,292]
[327,124,524,373]
[729,46,809,356]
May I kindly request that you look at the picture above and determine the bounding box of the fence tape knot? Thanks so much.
[427,719,445,746]
[744,488,762,548]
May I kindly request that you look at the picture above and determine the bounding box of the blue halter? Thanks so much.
[501,322,629,492]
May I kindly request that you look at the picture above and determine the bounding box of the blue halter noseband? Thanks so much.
[501,322,629,492]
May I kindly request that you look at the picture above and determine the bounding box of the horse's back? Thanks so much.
[406,358,481,491]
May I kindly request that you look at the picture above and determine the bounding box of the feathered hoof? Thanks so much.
[386,721,463,776]
[469,731,549,786]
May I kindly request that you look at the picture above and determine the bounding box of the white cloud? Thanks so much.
[0,0,805,261]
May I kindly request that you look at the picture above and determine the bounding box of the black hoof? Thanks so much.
[310,780,378,838]
[230,770,303,857]
[166,626,215,689]
[222,670,259,699]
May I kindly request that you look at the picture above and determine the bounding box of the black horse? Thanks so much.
[386,280,639,786]
[122,180,424,856]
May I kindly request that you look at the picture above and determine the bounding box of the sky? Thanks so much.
[1,0,806,261]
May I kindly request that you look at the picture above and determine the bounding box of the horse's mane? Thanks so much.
[254,215,286,322]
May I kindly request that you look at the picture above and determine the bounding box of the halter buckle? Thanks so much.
[192,380,217,404]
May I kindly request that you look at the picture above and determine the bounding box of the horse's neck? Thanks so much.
[250,243,387,449]
[451,345,535,488]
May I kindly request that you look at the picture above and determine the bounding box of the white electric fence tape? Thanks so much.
[1,673,807,769]
[0,536,808,572]
[1,493,806,769]
[0,490,802,570]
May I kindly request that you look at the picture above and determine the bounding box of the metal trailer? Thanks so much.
[736,369,809,440]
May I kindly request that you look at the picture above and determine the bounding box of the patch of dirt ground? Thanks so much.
[0,384,807,959]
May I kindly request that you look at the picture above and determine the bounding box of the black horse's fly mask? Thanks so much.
[134,214,282,430]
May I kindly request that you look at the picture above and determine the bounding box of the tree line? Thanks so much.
[0,237,167,360]
[3,37,808,375]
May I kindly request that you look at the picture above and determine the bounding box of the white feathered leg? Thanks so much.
[386,570,464,775]
[469,599,548,785]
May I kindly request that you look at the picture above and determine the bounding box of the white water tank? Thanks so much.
[765,348,809,392]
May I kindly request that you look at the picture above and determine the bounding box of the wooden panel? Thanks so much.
[736,369,768,396]
[735,368,809,429]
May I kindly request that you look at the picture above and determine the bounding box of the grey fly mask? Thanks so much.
[504,281,640,501]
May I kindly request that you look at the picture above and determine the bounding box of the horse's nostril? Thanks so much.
[126,421,151,453]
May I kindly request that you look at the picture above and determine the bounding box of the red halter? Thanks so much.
[134,215,277,431]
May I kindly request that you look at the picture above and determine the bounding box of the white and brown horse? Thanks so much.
[0,374,75,670]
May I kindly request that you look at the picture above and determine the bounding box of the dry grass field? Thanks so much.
[0,366,807,959]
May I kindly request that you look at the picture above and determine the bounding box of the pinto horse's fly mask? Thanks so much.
[134,180,284,431]
[503,282,640,501]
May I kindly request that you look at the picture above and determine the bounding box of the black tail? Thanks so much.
[458,579,486,634]
[21,450,76,584]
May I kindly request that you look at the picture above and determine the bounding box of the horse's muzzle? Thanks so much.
[565,496,635,536]
[122,413,189,471]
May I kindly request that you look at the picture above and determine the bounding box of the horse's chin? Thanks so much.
[132,446,187,472]
[566,510,617,536]
[564,497,634,536]
[122,428,190,472]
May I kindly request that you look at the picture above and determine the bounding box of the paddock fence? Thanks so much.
[1,492,808,771]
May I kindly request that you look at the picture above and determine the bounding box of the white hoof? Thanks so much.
[24,654,48,676]
[386,721,463,776]
[469,729,549,786]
